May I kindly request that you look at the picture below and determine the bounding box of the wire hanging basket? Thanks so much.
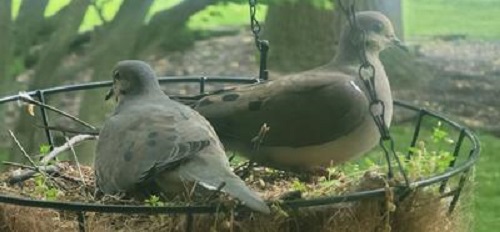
[0,76,480,232]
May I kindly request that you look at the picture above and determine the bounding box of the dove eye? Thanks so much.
[373,22,384,33]
[113,71,121,80]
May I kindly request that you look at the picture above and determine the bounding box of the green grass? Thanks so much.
[387,125,499,232]
[188,3,266,30]
[404,0,500,39]
[472,133,500,232]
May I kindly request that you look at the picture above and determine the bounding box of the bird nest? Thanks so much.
[0,77,479,232]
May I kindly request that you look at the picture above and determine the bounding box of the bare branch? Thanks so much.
[34,124,100,136]
[2,161,34,170]
[8,130,54,183]
[8,130,40,169]
[18,94,97,130]
[6,165,60,185]
[41,134,97,165]
[64,135,86,185]
[6,134,96,185]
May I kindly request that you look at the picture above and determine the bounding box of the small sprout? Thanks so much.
[39,144,51,154]
[44,187,60,201]
[326,166,337,180]
[432,121,450,143]
[291,180,307,192]
[319,179,339,189]
[145,195,164,207]
[361,157,377,169]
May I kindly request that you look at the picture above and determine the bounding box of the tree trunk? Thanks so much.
[0,0,13,155]
[14,0,49,69]
[9,0,89,162]
[76,0,154,163]
[135,0,217,55]
[0,0,13,94]
[263,2,337,73]
[263,0,429,86]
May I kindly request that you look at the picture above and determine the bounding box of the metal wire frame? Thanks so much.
[0,76,480,232]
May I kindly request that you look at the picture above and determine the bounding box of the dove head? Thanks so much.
[105,60,163,102]
[335,11,406,63]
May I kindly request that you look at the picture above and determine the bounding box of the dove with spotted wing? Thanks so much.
[94,60,270,214]
[191,11,406,171]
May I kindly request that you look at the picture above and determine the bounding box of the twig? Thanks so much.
[8,130,41,170]
[18,95,97,130]
[41,134,97,165]
[7,165,61,185]
[7,130,67,188]
[251,123,270,151]
[6,134,96,185]
[34,124,100,136]
[2,161,34,170]
[238,123,270,179]
[206,182,226,201]
[64,135,86,185]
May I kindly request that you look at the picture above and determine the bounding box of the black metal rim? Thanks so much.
[0,76,480,216]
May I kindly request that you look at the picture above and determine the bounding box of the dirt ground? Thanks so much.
[403,39,500,135]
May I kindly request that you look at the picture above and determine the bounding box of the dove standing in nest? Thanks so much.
[191,11,407,172]
[94,60,270,214]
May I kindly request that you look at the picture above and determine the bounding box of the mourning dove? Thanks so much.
[191,11,406,171]
[94,60,270,214]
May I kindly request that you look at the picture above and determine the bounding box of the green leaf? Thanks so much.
[292,180,307,192]
[39,144,51,154]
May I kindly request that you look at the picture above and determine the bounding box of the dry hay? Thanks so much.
[0,161,473,232]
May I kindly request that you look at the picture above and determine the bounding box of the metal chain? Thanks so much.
[248,0,262,48]
[337,0,410,186]
[248,0,269,80]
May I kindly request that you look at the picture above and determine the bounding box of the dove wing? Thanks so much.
[95,101,212,194]
[194,70,369,147]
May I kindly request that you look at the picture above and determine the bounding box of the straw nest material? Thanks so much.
[0,158,473,232]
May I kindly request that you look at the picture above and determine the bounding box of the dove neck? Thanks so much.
[119,83,165,103]
[331,41,381,67]
[329,41,392,126]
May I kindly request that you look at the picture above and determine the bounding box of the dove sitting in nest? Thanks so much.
[94,60,270,214]
[190,11,407,172]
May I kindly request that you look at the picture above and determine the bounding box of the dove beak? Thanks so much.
[391,37,409,52]
[104,88,114,101]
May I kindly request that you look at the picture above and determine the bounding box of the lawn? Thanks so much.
[404,0,500,39]
[473,133,500,232]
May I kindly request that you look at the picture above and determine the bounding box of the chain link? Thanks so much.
[337,0,409,186]
[248,0,262,49]
[248,0,269,80]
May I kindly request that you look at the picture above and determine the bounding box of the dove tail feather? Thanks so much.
[217,176,271,214]
[178,163,270,214]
